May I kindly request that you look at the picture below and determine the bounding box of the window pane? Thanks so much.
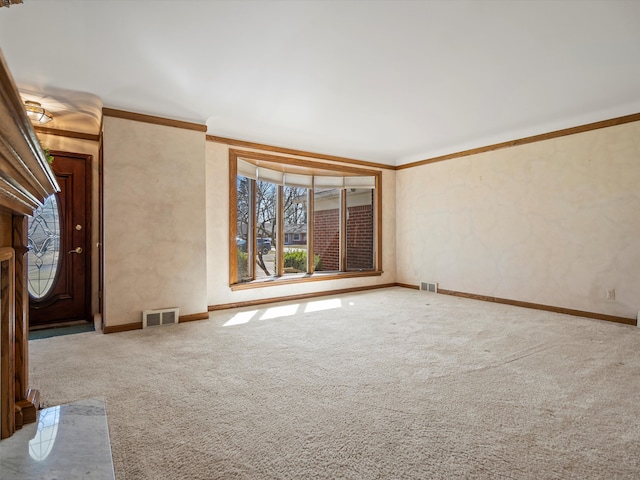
[283,186,309,275]
[236,176,251,282]
[28,193,61,299]
[346,188,374,271]
[313,188,341,272]
[256,180,277,279]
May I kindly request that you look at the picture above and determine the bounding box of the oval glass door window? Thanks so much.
[28,193,62,299]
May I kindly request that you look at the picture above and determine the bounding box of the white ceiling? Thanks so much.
[1,0,639,166]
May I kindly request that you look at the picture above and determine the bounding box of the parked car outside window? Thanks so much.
[236,237,272,254]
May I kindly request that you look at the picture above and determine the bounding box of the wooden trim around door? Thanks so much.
[98,131,104,330]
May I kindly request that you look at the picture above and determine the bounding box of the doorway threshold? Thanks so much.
[29,321,95,340]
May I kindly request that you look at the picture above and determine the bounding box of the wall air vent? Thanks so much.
[420,281,438,293]
[142,307,179,328]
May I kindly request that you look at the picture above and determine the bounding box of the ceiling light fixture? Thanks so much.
[24,100,53,124]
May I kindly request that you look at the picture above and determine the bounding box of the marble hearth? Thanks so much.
[0,398,115,479]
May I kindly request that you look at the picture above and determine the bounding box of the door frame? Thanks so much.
[29,150,92,327]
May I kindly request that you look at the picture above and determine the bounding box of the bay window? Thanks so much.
[229,149,381,287]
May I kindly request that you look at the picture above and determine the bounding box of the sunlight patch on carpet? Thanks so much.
[223,298,343,327]
[259,304,299,321]
[223,310,258,327]
[304,298,342,313]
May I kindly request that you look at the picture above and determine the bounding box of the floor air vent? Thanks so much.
[420,281,438,293]
[143,308,179,328]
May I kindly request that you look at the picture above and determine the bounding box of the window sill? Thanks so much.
[230,270,383,291]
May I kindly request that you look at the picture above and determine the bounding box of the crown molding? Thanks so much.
[397,112,640,170]
[208,135,394,170]
[34,126,100,142]
[103,108,207,132]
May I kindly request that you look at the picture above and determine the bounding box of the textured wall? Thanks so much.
[396,121,640,319]
[103,118,207,326]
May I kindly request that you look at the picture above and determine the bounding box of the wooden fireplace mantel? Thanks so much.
[0,48,59,439]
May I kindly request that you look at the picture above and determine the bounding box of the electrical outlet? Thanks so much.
[606,288,616,301]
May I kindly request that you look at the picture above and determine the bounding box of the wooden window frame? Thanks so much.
[228,149,383,289]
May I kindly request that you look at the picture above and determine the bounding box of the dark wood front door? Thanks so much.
[28,151,92,327]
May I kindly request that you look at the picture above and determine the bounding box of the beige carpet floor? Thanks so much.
[28,287,640,479]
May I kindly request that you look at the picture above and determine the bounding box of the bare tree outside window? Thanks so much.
[236,176,251,280]
[283,186,309,274]
[283,186,307,226]
[255,180,276,277]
